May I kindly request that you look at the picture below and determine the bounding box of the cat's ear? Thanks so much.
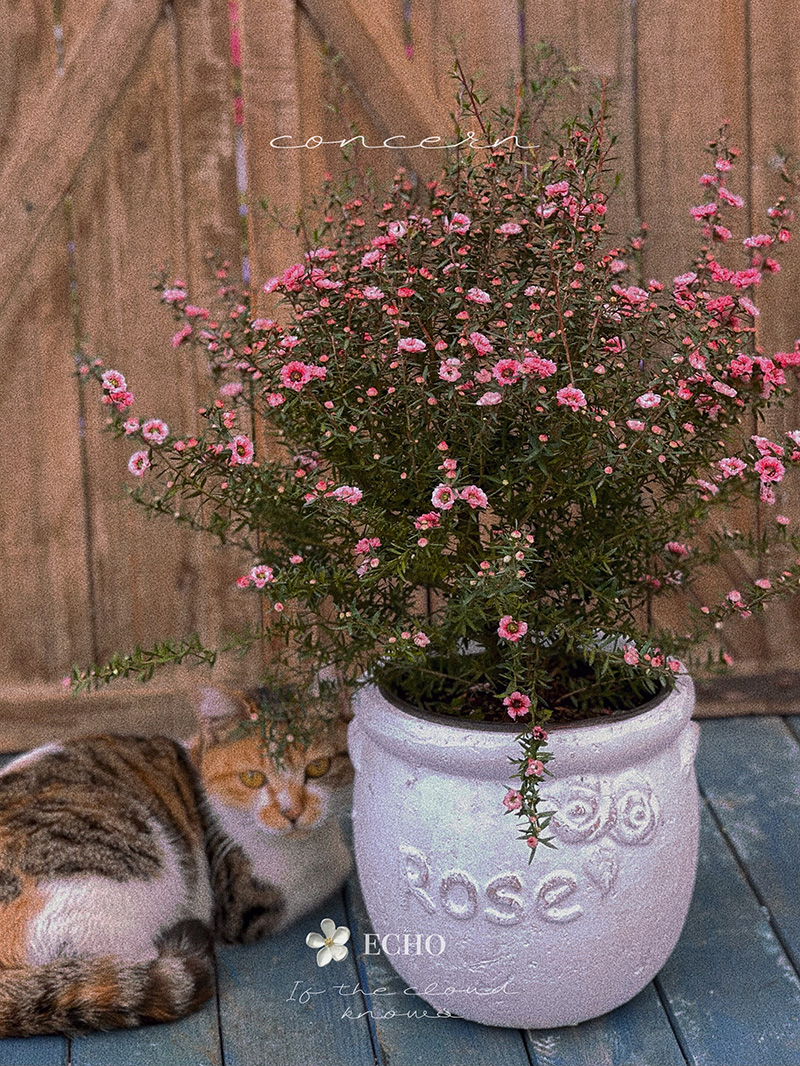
[194,686,251,740]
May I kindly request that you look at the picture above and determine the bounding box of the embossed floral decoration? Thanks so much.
[74,59,800,858]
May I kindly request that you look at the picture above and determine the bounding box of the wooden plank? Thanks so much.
[524,983,685,1066]
[435,0,520,101]
[743,0,800,671]
[297,0,450,158]
[70,20,203,668]
[0,0,165,317]
[169,0,262,672]
[217,891,377,1066]
[71,1001,221,1066]
[0,211,92,684]
[0,1037,67,1066]
[656,801,800,1066]
[522,0,638,238]
[344,869,528,1065]
[238,0,305,293]
[695,716,800,967]
[0,680,200,752]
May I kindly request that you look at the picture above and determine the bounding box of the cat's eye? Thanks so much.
[305,757,331,779]
[239,770,267,789]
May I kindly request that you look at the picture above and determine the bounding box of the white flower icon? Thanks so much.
[305,918,351,967]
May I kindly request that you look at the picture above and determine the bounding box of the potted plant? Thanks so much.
[75,66,800,1027]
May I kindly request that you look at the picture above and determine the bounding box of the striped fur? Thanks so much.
[0,691,352,1036]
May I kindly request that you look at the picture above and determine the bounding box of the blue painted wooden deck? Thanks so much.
[1,715,799,1066]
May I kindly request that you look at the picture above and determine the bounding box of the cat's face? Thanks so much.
[191,688,353,837]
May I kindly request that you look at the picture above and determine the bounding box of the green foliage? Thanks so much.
[75,64,800,853]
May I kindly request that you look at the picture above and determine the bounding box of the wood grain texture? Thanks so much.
[71,1003,222,1066]
[0,0,165,317]
[0,210,92,684]
[656,803,800,1066]
[524,984,685,1066]
[217,891,378,1066]
[169,0,262,671]
[522,0,637,237]
[0,680,200,752]
[238,0,305,293]
[70,20,202,666]
[0,0,91,687]
[697,716,800,969]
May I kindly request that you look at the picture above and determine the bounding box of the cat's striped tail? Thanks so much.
[0,919,215,1036]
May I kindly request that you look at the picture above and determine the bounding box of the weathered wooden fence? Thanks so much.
[1,0,799,747]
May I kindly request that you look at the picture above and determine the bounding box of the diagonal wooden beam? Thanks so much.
[298,0,449,150]
[0,0,165,317]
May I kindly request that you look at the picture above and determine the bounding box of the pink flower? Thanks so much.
[171,324,192,347]
[636,391,661,409]
[443,212,470,234]
[604,336,626,354]
[665,541,689,557]
[141,418,169,444]
[556,386,587,411]
[525,759,544,777]
[459,485,488,509]
[431,484,456,510]
[545,180,569,197]
[755,578,772,590]
[249,564,274,587]
[266,392,285,407]
[362,286,385,300]
[754,456,785,483]
[101,369,127,391]
[466,286,491,304]
[532,725,548,742]
[128,450,150,477]
[228,435,255,465]
[397,337,426,353]
[280,361,325,391]
[717,457,746,478]
[626,419,645,431]
[527,836,539,849]
[236,576,251,589]
[220,382,243,397]
[521,353,557,378]
[719,187,744,209]
[503,692,531,719]
[498,616,527,642]
[109,389,134,410]
[476,391,503,406]
[414,512,441,530]
[496,221,523,235]
[623,645,639,666]
[492,358,521,386]
[331,485,363,505]
[730,267,762,289]
[438,359,462,382]
[502,789,523,812]
[413,632,431,647]
[123,418,140,435]
[469,331,494,356]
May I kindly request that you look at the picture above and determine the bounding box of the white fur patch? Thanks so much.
[27,823,210,966]
[209,797,352,929]
[0,743,63,775]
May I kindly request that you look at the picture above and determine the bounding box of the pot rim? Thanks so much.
[376,675,672,734]
[351,670,696,777]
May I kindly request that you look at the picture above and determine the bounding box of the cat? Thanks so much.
[0,686,353,1037]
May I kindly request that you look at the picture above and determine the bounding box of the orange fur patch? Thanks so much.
[202,736,268,809]
[0,876,44,967]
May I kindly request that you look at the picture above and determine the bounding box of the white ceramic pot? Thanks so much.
[348,673,699,1028]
